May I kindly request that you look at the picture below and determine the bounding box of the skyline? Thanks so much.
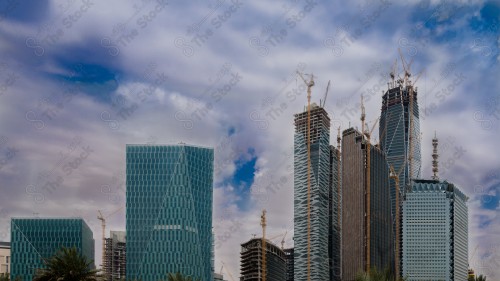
[0,0,499,279]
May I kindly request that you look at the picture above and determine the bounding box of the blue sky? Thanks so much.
[0,0,499,278]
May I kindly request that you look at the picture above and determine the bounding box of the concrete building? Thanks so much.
[293,104,341,281]
[0,242,10,276]
[341,128,393,281]
[10,218,95,281]
[402,179,468,281]
[379,82,422,274]
[240,238,286,281]
[283,248,294,281]
[103,231,126,281]
[126,144,214,281]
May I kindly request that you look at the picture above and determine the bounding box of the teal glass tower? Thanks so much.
[10,218,95,281]
[403,179,468,281]
[293,104,341,281]
[126,144,214,281]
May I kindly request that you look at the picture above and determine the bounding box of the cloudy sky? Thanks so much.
[0,0,499,279]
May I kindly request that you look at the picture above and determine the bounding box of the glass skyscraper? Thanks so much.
[126,144,213,281]
[379,84,421,274]
[341,128,393,281]
[402,179,468,281]
[293,104,340,281]
[10,218,95,281]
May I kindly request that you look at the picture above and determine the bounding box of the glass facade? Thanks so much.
[380,85,421,273]
[126,144,213,281]
[10,218,95,281]
[402,180,468,281]
[293,104,340,281]
[341,128,393,281]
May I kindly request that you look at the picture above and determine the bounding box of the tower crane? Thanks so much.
[221,261,235,281]
[363,117,378,272]
[261,209,267,281]
[296,70,314,281]
[389,157,407,279]
[320,80,331,107]
[97,206,124,270]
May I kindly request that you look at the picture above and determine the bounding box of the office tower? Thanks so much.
[126,144,214,281]
[284,248,294,281]
[293,103,341,281]
[0,242,10,276]
[10,218,95,281]
[379,80,421,274]
[103,231,126,281]
[341,128,393,281]
[403,179,468,281]
[240,238,286,281]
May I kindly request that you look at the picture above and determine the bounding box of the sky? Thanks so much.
[0,0,499,279]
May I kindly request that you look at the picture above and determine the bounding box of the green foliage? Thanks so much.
[166,272,200,281]
[33,246,101,281]
[355,267,406,281]
[0,273,21,281]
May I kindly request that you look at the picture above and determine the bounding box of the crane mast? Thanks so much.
[261,210,267,281]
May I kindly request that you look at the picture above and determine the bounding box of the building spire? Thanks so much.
[337,126,341,151]
[432,131,439,180]
[361,95,366,135]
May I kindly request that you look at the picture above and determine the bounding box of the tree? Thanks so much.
[166,272,200,281]
[33,246,101,281]
[355,267,406,281]
[0,273,21,281]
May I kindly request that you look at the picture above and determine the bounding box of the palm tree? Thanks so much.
[166,272,200,281]
[33,246,101,281]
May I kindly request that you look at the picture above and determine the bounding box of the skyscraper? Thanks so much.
[240,238,286,281]
[126,144,214,281]
[341,128,393,281]
[402,179,468,281]
[10,218,95,281]
[103,230,126,281]
[379,81,421,274]
[293,104,341,281]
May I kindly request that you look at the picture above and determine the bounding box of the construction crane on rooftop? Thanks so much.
[296,70,314,281]
[320,80,331,107]
[97,206,124,270]
[261,209,267,281]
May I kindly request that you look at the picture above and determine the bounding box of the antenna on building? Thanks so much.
[337,126,341,151]
[432,131,439,180]
[361,95,366,135]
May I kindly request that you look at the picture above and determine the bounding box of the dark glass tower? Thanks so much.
[341,128,393,281]
[293,104,340,281]
[126,144,213,281]
[379,83,421,275]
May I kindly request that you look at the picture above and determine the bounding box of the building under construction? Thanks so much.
[240,238,286,281]
[293,104,341,281]
[379,66,422,277]
[103,231,126,281]
[341,128,393,281]
[283,248,294,281]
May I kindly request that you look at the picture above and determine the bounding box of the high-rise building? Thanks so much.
[284,248,294,281]
[126,144,214,281]
[402,179,468,281]
[10,218,95,281]
[103,231,126,281]
[240,238,286,281]
[293,104,341,281]
[341,128,393,281]
[0,242,10,276]
[379,82,421,274]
